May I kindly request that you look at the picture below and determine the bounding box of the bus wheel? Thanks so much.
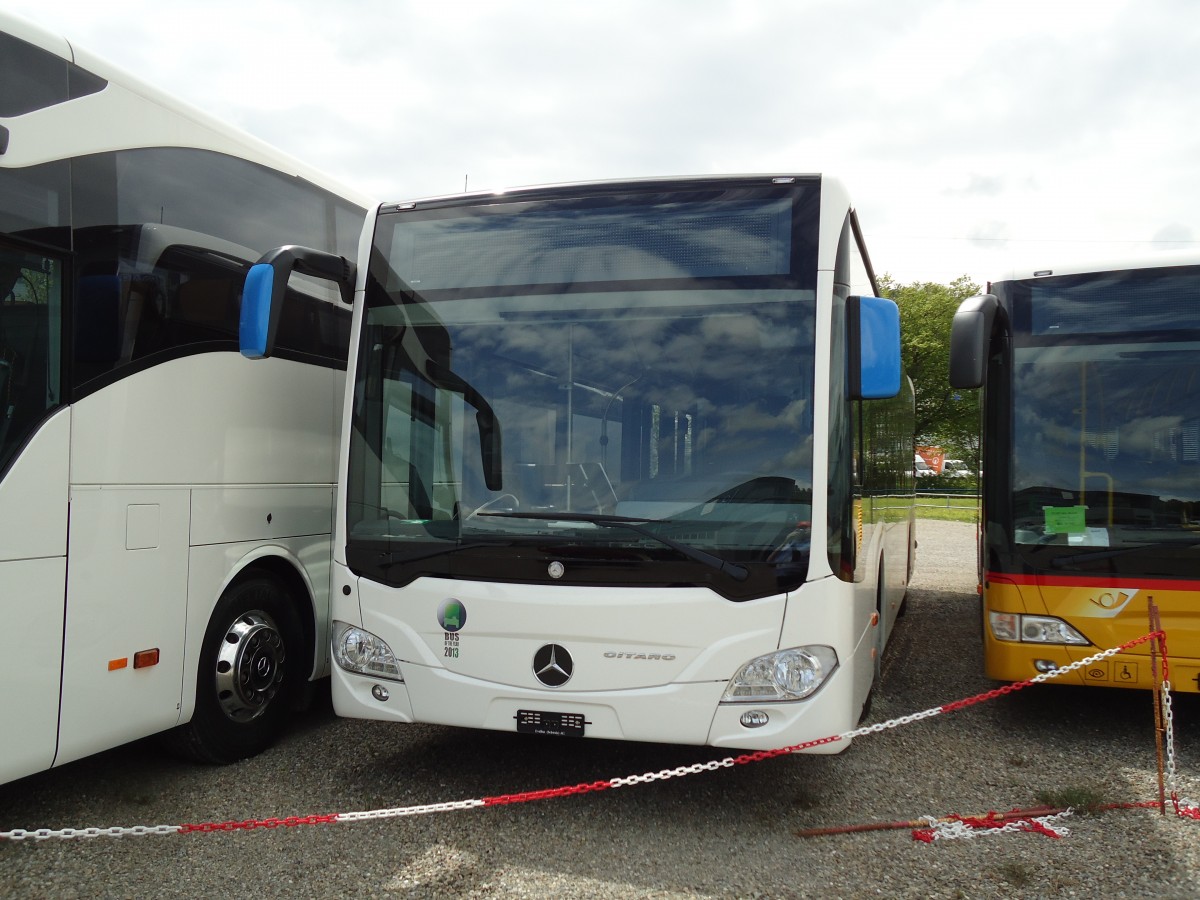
[874,566,886,683]
[898,525,914,617]
[165,574,303,764]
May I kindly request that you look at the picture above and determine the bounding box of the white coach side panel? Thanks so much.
[0,409,68,563]
[55,487,190,767]
[0,411,69,784]
[69,355,340,487]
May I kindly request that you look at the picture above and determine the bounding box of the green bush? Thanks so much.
[917,473,978,492]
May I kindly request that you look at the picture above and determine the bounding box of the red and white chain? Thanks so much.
[1,824,183,840]
[609,758,737,788]
[915,810,1074,842]
[337,799,486,824]
[2,630,1192,841]
[1161,682,1200,820]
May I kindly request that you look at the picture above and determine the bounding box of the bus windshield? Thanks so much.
[1004,265,1200,571]
[346,185,820,592]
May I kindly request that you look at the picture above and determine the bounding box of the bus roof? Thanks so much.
[379,172,830,210]
[1,9,373,208]
[374,173,866,291]
[991,248,1200,285]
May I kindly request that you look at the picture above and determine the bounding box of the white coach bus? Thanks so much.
[243,175,915,754]
[0,12,369,785]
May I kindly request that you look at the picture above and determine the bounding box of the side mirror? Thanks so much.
[476,410,503,492]
[425,359,504,492]
[848,295,901,400]
[239,263,277,360]
[239,245,355,360]
[949,294,1005,389]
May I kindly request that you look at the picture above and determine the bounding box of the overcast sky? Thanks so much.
[8,0,1199,287]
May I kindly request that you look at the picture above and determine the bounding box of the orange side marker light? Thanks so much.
[133,648,160,669]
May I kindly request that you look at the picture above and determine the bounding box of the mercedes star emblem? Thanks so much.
[532,643,573,687]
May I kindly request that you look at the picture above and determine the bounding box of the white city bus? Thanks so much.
[0,12,369,785]
[243,175,915,754]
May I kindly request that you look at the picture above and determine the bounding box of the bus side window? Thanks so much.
[0,246,63,474]
[69,147,353,395]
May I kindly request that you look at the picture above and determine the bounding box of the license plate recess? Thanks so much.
[516,709,586,737]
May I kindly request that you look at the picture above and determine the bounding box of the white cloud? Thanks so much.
[7,0,1200,287]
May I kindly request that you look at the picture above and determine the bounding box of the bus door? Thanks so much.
[55,233,194,766]
[0,240,69,784]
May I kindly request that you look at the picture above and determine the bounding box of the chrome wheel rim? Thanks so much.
[214,611,286,722]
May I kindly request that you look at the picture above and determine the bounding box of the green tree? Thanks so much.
[877,273,982,468]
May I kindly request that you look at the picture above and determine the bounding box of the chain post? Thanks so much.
[1148,598,1166,815]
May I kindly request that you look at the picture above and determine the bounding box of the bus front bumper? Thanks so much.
[331,660,857,754]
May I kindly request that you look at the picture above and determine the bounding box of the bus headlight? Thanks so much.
[721,646,838,702]
[989,612,1089,645]
[332,621,404,681]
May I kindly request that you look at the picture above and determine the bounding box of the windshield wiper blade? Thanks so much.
[476,511,750,582]
[1050,537,1200,567]
[376,541,494,567]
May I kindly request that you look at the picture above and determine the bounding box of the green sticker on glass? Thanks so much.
[1044,506,1086,534]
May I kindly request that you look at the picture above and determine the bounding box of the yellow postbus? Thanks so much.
[950,252,1200,693]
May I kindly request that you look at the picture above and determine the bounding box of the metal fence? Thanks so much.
[915,490,979,509]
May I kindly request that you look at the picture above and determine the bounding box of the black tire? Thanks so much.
[858,687,874,725]
[163,573,303,764]
[898,522,915,617]
[873,565,886,683]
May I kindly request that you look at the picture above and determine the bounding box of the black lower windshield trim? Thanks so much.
[1049,538,1200,568]
[474,511,750,581]
[345,541,804,602]
[996,542,1200,581]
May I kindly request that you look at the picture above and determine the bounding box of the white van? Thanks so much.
[942,458,972,478]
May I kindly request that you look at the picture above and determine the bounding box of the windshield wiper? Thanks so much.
[475,511,750,582]
[1050,537,1200,567]
[372,541,497,567]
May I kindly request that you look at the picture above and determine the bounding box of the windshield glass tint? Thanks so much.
[348,185,819,574]
[349,289,816,551]
[1009,266,1200,559]
[385,196,796,291]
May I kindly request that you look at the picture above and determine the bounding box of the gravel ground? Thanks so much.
[2,518,1197,899]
